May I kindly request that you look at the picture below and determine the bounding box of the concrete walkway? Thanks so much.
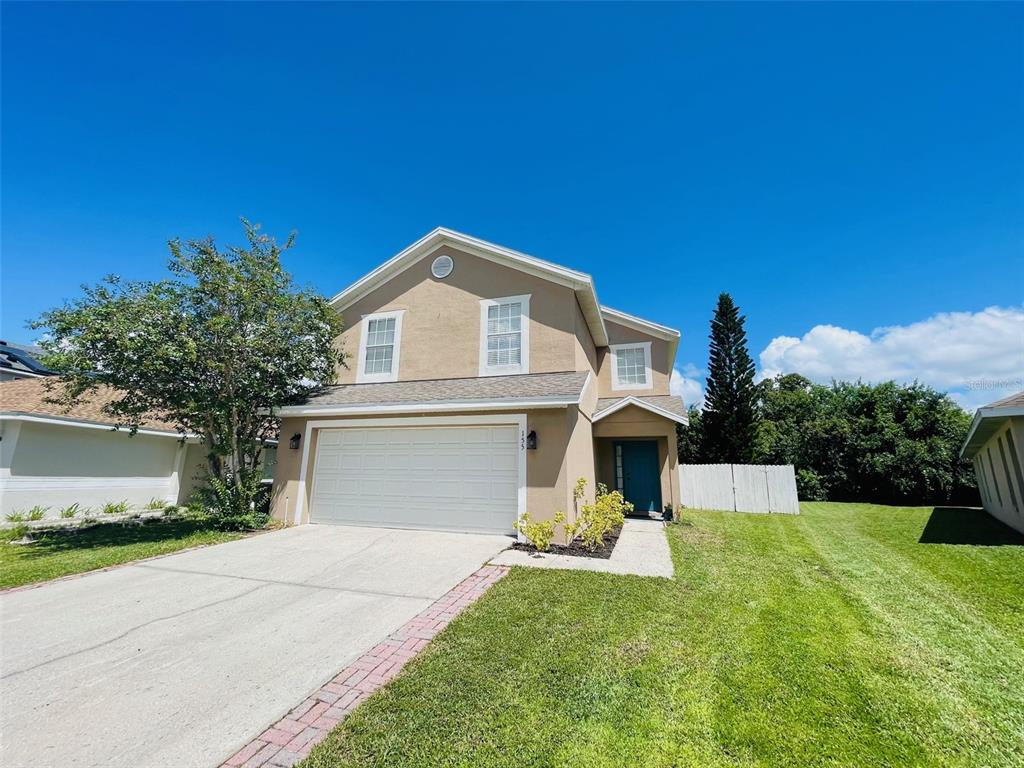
[489,518,674,578]
[0,525,510,768]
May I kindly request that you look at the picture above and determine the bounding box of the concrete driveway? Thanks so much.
[0,525,511,768]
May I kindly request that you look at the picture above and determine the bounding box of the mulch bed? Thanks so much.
[511,524,623,560]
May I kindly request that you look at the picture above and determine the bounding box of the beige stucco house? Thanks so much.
[961,391,1024,534]
[271,228,687,538]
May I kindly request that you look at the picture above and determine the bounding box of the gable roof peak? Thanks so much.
[329,227,609,346]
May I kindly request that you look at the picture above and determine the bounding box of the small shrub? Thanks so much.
[575,484,633,550]
[195,469,270,530]
[573,477,587,504]
[183,498,211,519]
[514,511,565,552]
[102,500,131,515]
[145,498,167,510]
[5,512,25,523]
[7,523,30,541]
[25,506,49,521]
[60,503,81,518]
[563,517,581,543]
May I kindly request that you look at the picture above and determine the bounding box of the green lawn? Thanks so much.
[304,503,1024,768]
[0,519,244,589]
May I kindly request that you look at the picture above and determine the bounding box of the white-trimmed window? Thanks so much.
[479,294,530,376]
[610,341,653,391]
[357,310,404,383]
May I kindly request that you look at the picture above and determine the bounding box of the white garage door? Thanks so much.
[309,425,519,534]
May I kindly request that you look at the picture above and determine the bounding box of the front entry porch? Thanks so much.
[592,402,681,516]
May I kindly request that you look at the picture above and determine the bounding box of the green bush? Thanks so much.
[59,503,81,518]
[571,482,632,551]
[102,501,131,515]
[25,506,49,521]
[194,469,270,530]
[514,511,565,552]
[5,512,25,523]
[145,497,167,510]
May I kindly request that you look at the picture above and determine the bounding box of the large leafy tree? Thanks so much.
[755,375,977,504]
[34,220,345,524]
[701,293,760,463]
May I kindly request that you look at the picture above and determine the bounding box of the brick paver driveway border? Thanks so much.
[221,565,510,768]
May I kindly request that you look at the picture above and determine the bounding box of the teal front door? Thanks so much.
[614,440,662,514]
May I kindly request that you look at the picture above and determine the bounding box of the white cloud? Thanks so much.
[671,365,704,409]
[757,305,1024,410]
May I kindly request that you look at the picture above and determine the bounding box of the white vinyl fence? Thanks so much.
[679,464,800,515]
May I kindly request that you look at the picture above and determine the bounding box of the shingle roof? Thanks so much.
[594,395,688,421]
[0,377,179,433]
[289,371,589,409]
[982,390,1024,409]
[960,389,1024,458]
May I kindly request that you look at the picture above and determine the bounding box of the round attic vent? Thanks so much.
[431,254,454,279]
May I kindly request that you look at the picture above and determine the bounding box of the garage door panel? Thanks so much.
[310,425,518,534]
[489,479,517,495]
[333,453,357,469]
[407,454,435,470]
[461,481,493,501]
[408,431,437,445]
[363,434,390,448]
[348,431,370,446]
[383,453,408,470]
[431,480,465,499]
[321,430,347,447]
[491,454,517,471]
[430,454,462,470]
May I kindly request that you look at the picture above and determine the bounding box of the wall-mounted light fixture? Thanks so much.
[526,430,538,450]
[289,433,302,450]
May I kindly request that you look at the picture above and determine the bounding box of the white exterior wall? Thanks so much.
[177,442,210,505]
[0,419,195,518]
[972,416,1024,534]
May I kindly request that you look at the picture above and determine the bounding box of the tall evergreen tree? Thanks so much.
[701,293,759,463]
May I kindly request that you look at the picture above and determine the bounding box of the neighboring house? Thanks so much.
[0,377,208,517]
[271,227,687,537]
[0,341,56,381]
[961,390,1024,534]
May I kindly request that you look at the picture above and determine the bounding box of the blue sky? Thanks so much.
[3,2,1022,409]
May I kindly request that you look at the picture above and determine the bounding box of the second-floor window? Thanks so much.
[357,310,404,383]
[479,294,530,376]
[610,341,653,391]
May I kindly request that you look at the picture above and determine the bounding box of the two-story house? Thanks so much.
[270,228,687,537]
